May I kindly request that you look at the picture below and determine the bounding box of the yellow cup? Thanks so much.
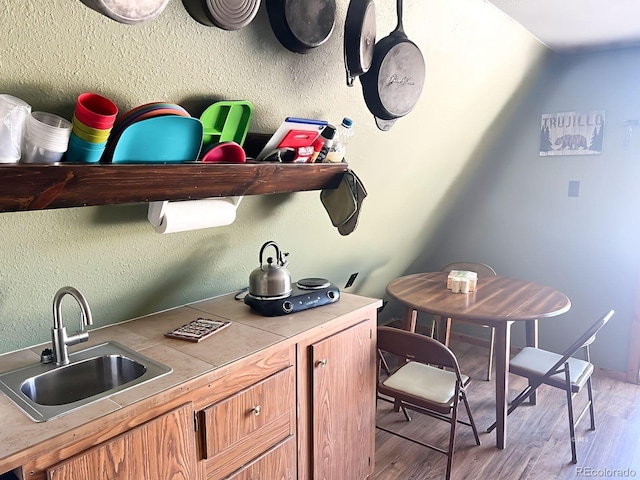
[72,115,111,143]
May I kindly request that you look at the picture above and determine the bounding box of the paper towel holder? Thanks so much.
[147,196,243,233]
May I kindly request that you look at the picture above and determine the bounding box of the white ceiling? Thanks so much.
[485,0,640,52]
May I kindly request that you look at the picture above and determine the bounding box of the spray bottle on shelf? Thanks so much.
[314,125,336,163]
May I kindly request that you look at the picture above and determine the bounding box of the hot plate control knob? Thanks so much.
[327,291,336,300]
[282,301,293,313]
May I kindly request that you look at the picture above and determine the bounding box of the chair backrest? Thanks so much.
[377,326,461,373]
[544,309,614,377]
[440,262,497,278]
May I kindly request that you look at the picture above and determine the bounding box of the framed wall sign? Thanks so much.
[539,111,605,156]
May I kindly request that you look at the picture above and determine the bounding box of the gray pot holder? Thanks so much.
[320,169,367,236]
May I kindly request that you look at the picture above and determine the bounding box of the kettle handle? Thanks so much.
[259,241,283,269]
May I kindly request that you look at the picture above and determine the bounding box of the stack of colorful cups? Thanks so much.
[66,93,118,163]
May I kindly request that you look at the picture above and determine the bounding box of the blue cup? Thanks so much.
[64,133,106,163]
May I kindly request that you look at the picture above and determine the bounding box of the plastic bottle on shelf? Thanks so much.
[338,117,354,146]
[325,117,353,163]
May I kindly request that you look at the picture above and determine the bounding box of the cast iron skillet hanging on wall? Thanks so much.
[344,0,376,87]
[266,0,337,54]
[359,0,425,131]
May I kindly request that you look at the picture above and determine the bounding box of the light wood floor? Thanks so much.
[372,341,640,480]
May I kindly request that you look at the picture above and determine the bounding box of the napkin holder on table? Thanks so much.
[447,270,478,292]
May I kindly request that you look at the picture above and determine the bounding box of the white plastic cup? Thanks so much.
[20,133,65,164]
[0,94,31,163]
[28,112,71,144]
[21,112,72,161]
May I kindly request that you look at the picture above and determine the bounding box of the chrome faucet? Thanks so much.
[51,286,93,367]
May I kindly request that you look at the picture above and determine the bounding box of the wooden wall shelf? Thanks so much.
[0,134,348,212]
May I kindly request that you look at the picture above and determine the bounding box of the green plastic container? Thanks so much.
[199,100,253,149]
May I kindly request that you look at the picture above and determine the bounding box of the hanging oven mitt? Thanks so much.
[338,171,367,236]
[320,169,367,236]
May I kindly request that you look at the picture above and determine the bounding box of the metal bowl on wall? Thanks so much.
[182,0,261,31]
[78,0,170,24]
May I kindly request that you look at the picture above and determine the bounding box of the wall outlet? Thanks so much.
[568,181,580,197]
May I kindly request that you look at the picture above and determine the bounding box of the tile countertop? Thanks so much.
[0,291,381,472]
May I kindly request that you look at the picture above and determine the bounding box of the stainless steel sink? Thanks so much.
[0,342,172,422]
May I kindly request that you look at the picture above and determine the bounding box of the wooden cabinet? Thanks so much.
[295,314,377,480]
[46,403,199,480]
[2,294,381,480]
[310,320,376,480]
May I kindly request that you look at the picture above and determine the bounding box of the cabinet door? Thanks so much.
[311,320,375,480]
[47,404,199,480]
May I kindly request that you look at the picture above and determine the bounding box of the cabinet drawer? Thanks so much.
[201,367,295,480]
[225,436,296,480]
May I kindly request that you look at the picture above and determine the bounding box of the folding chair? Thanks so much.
[487,309,614,463]
[376,326,480,480]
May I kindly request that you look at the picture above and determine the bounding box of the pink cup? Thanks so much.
[74,93,118,129]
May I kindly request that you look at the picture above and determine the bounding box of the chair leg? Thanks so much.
[461,392,481,445]
[564,363,578,464]
[446,399,459,480]
[586,377,596,430]
[527,380,537,405]
[430,317,436,338]
[486,326,495,381]
[392,398,413,421]
[398,400,412,421]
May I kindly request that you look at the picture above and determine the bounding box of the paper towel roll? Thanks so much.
[148,197,242,234]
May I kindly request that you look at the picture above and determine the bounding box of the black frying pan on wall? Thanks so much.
[344,0,376,87]
[359,0,425,130]
[266,0,337,54]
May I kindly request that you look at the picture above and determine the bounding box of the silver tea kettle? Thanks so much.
[249,241,292,298]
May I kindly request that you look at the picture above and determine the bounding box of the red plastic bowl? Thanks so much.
[74,93,118,129]
[201,141,246,164]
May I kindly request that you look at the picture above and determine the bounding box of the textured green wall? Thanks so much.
[0,0,544,354]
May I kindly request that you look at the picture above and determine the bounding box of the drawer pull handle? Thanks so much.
[317,358,328,367]
[252,405,262,416]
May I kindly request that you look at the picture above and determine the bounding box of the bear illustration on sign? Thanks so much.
[554,134,588,150]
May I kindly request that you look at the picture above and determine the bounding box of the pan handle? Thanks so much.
[346,70,355,87]
[395,0,404,34]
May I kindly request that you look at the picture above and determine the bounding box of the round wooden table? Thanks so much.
[386,271,571,449]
